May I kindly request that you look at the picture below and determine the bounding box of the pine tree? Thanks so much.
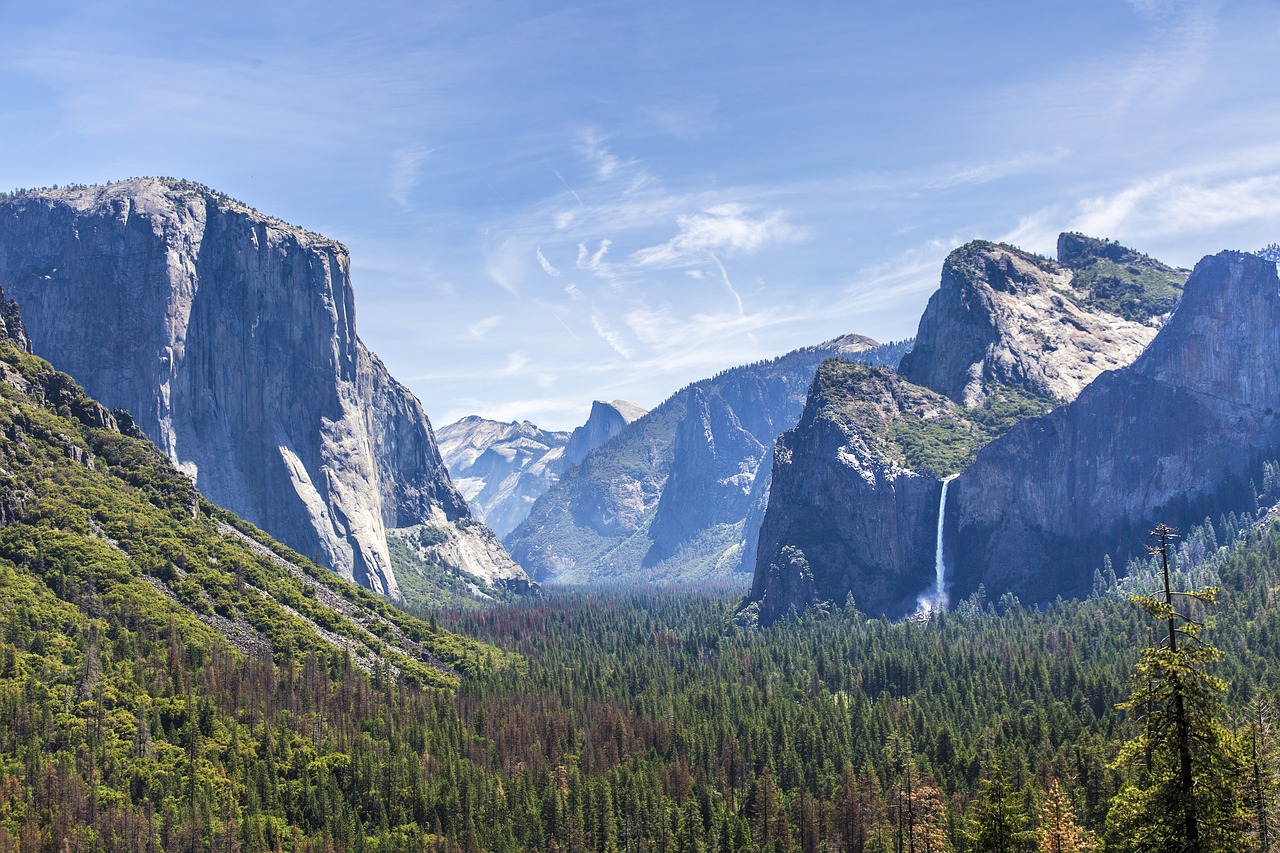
[963,771,1035,853]
[1241,693,1280,853]
[1106,524,1247,853]
[1037,780,1092,853]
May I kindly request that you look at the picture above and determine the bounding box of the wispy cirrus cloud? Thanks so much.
[1068,167,1280,243]
[389,143,431,208]
[468,315,501,341]
[591,314,633,359]
[1113,0,1220,112]
[536,247,561,277]
[502,351,530,375]
[924,147,1070,191]
[632,204,798,267]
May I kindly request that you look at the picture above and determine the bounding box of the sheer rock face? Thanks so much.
[0,178,527,598]
[745,362,953,624]
[747,236,1188,622]
[506,334,901,585]
[949,251,1280,603]
[561,400,647,470]
[438,400,646,540]
[899,240,1171,407]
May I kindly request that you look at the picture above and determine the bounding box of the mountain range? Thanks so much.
[504,335,911,584]
[437,399,647,538]
[3,176,1275,629]
[742,235,1280,623]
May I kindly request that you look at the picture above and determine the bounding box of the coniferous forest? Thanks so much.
[0,309,1279,852]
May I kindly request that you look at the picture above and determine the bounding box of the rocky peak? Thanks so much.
[562,399,648,469]
[1132,250,1280,406]
[948,250,1280,605]
[437,415,571,539]
[899,237,1181,408]
[506,337,909,585]
[744,236,1191,622]
[0,178,529,601]
[744,360,968,624]
[822,333,881,358]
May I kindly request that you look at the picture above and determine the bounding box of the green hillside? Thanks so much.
[0,329,519,850]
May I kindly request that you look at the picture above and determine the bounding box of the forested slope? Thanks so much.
[0,327,519,851]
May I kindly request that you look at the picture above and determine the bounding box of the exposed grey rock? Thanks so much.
[899,239,1182,406]
[562,400,648,469]
[949,250,1280,604]
[0,178,529,599]
[505,334,910,584]
[747,236,1188,622]
[438,400,646,540]
[0,285,31,353]
[744,361,961,624]
[437,416,571,538]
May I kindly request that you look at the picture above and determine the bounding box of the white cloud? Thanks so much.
[833,238,962,320]
[468,315,501,340]
[578,128,634,182]
[591,314,633,359]
[1113,1,1219,113]
[485,238,526,295]
[503,351,529,375]
[1068,164,1280,245]
[633,204,798,267]
[536,247,561,277]
[389,143,431,208]
[576,240,616,278]
[710,255,745,318]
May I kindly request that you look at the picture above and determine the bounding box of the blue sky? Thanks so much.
[1,0,1277,430]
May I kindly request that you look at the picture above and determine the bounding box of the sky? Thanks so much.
[1,0,1278,430]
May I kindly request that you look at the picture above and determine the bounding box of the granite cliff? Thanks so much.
[948,249,1280,604]
[898,235,1183,406]
[743,361,974,624]
[505,335,909,584]
[437,400,645,539]
[0,178,529,600]
[746,236,1187,622]
[562,399,648,469]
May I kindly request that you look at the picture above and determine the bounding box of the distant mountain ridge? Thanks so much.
[0,178,530,602]
[562,399,649,469]
[438,417,570,539]
[439,400,647,538]
[505,334,911,584]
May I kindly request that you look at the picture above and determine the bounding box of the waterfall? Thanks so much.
[933,477,954,608]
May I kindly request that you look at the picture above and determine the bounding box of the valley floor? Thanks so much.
[5,514,1280,851]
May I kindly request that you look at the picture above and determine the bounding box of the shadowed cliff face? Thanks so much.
[744,362,956,624]
[0,178,528,598]
[505,335,907,585]
[949,251,1280,603]
[747,236,1188,623]
[562,400,648,470]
